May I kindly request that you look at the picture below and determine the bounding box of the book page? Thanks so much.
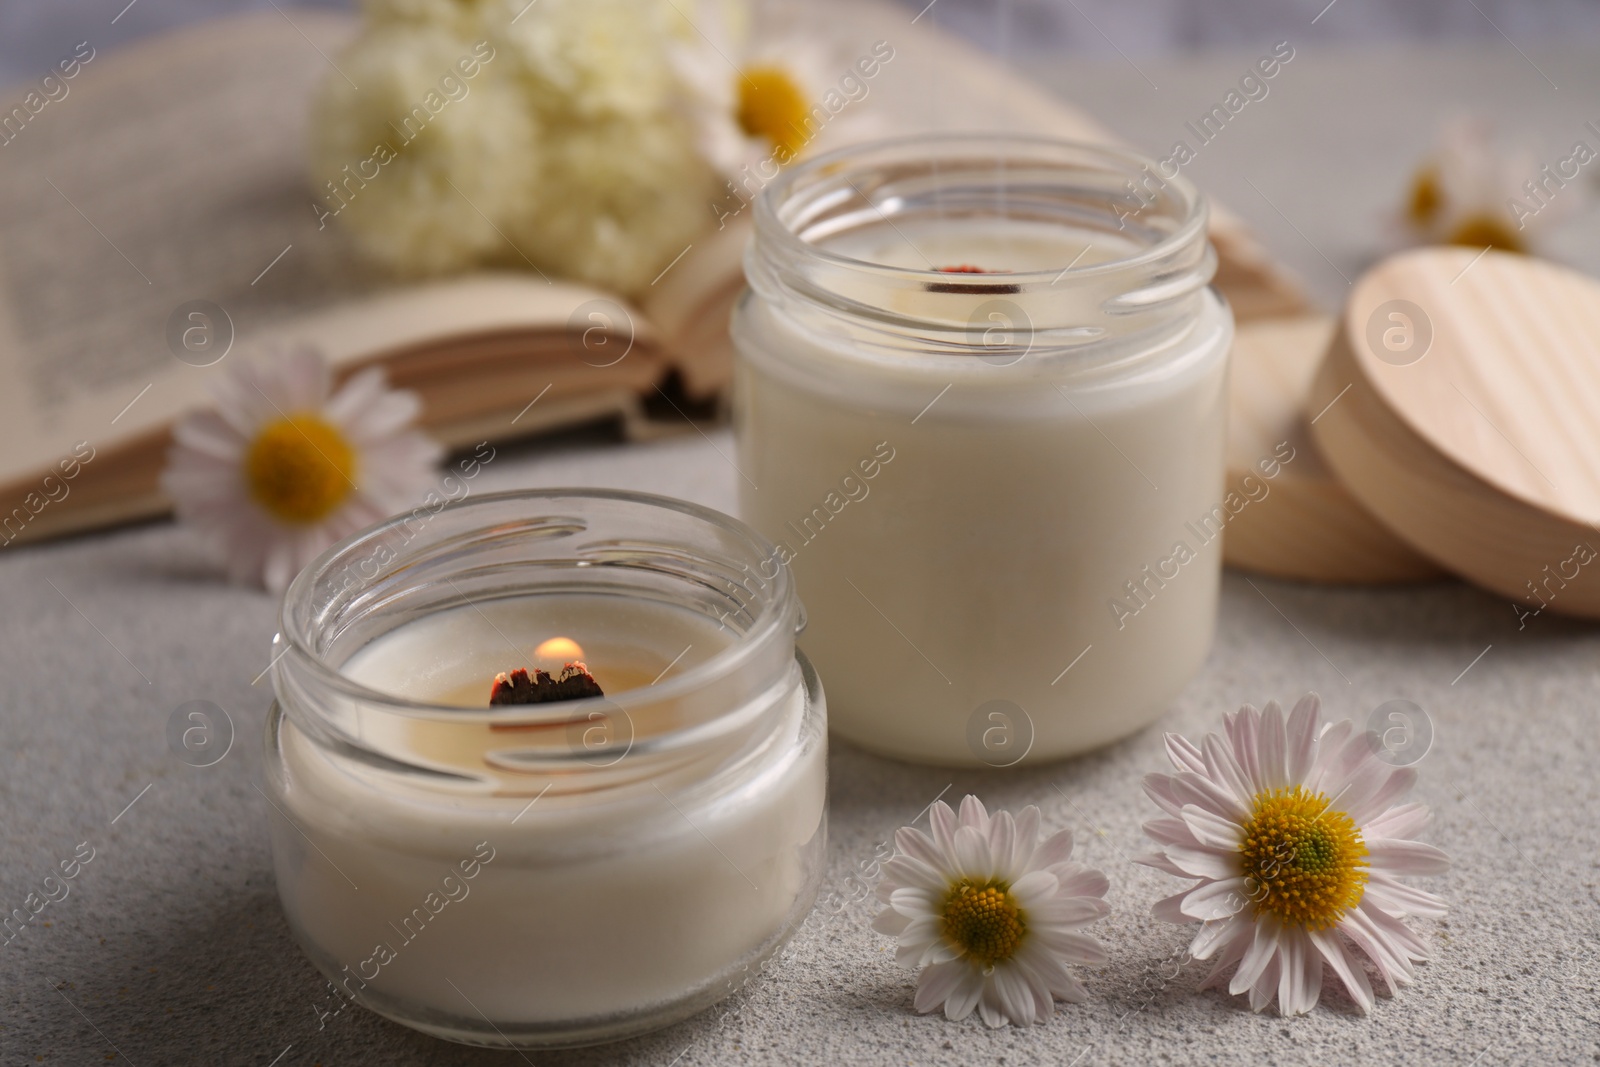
[0,10,382,480]
[0,9,648,507]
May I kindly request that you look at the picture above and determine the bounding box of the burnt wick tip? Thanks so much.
[489,662,605,706]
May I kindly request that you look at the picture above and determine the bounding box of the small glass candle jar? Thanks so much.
[733,134,1231,766]
[264,490,826,1049]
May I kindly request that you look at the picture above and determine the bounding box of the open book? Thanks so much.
[0,3,1305,545]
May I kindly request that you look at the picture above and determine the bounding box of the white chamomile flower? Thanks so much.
[873,795,1110,1028]
[671,2,862,179]
[1403,116,1565,253]
[1137,694,1449,1016]
[161,346,442,594]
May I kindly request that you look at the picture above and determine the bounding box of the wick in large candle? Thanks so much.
[926,265,1020,295]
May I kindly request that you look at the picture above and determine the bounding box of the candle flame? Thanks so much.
[534,636,584,663]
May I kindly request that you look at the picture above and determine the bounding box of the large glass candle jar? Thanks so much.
[264,490,826,1049]
[733,135,1230,767]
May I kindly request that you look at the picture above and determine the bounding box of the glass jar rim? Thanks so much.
[752,132,1210,286]
[275,487,797,727]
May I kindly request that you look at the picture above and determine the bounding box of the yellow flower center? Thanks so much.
[737,66,811,160]
[1446,213,1525,253]
[1406,166,1441,225]
[940,879,1026,968]
[1238,786,1368,930]
[243,413,356,524]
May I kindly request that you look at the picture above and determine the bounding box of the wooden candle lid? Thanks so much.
[1224,315,1445,584]
[1308,247,1600,617]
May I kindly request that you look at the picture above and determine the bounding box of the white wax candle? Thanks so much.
[736,204,1230,765]
[267,594,826,1035]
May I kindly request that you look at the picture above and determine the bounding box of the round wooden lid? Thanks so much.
[1308,247,1600,617]
[1224,315,1444,584]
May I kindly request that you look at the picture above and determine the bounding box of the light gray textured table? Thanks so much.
[5,34,1600,1067]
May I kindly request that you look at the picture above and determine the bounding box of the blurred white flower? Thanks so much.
[309,25,538,275]
[1403,116,1578,253]
[312,0,882,291]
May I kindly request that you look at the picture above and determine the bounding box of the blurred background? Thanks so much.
[6,0,1600,82]
[8,0,1600,317]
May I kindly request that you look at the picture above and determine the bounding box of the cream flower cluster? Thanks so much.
[311,0,768,294]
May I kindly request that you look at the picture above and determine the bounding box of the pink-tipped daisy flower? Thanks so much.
[873,795,1110,1028]
[1137,694,1449,1016]
[161,345,442,593]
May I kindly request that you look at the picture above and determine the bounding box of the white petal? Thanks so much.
[280,346,332,409]
[1172,771,1249,823]
[1133,850,1189,878]
[343,381,424,444]
[1011,805,1042,870]
[958,794,990,833]
[941,964,983,1020]
[1052,969,1089,1004]
[171,410,246,459]
[1009,870,1058,909]
[1165,732,1207,774]
[1340,904,1418,991]
[1143,773,1185,817]
[953,825,993,880]
[896,919,944,968]
[1053,865,1109,900]
[1031,896,1109,929]
[1316,736,1394,817]
[1013,941,1078,1002]
[929,801,959,865]
[1362,801,1432,840]
[1032,927,1108,965]
[1225,704,1264,792]
[1364,873,1448,919]
[1308,927,1374,1014]
[882,855,946,894]
[1360,899,1429,960]
[894,825,945,872]
[1258,700,1289,790]
[990,961,1045,1026]
[1190,914,1248,960]
[1031,826,1075,870]
[1199,924,1252,990]
[1230,914,1283,996]
[1277,929,1308,1015]
[262,537,300,595]
[1180,877,1250,920]
[1166,845,1242,882]
[977,996,1005,1028]
[1307,720,1355,793]
[989,811,1019,881]
[1142,817,1194,847]
[1249,953,1280,1012]
[888,885,939,917]
[913,960,970,1015]
[322,367,386,425]
[1293,931,1324,1015]
[872,907,912,936]
[1366,838,1450,876]
[1181,804,1243,851]
[1345,765,1418,826]
[1152,890,1192,923]
[1285,693,1321,784]
[1202,733,1254,807]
